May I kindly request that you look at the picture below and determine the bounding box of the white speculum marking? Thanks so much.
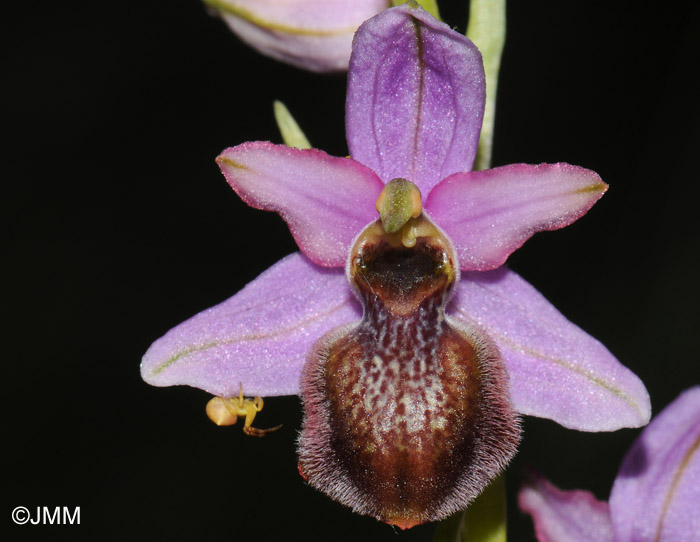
[358,309,447,443]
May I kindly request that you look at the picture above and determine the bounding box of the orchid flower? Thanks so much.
[141,4,650,529]
[519,386,700,542]
[202,0,390,72]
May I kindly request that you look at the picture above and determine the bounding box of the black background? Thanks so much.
[6,1,699,540]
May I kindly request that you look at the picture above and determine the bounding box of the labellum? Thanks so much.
[298,180,520,528]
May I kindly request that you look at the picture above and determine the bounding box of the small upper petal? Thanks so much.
[217,141,384,267]
[518,470,613,542]
[609,387,700,542]
[449,268,651,431]
[207,0,389,72]
[346,4,485,193]
[141,253,361,397]
[425,163,608,271]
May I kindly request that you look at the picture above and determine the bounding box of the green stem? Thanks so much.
[433,474,507,542]
[466,0,506,171]
[463,474,507,542]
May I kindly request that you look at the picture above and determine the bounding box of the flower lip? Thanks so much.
[299,210,520,527]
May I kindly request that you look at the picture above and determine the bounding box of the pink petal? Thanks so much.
[610,387,700,542]
[519,471,613,542]
[346,4,485,194]
[449,268,651,431]
[425,163,608,271]
[217,142,383,267]
[141,253,361,397]
[208,0,389,72]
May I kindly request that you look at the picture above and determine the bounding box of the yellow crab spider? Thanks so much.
[205,384,282,437]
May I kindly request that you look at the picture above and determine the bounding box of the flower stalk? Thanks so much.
[466,0,506,171]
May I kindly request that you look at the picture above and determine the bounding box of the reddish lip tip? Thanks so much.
[297,462,308,482]
[388,518,422,530]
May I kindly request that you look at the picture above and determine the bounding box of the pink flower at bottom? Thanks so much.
[519,387,700,542]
